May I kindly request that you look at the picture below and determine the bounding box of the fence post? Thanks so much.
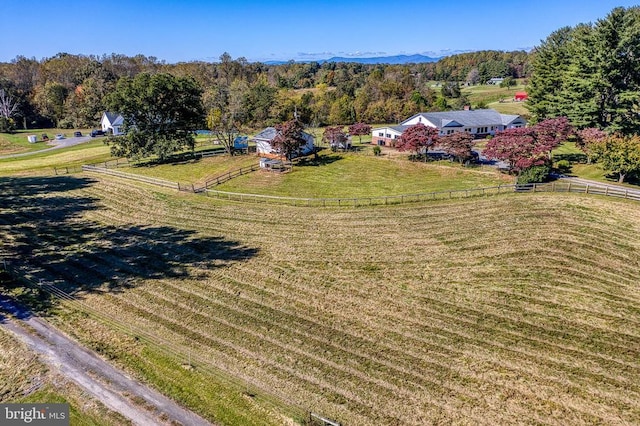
[605,186,609,196]
[585,185,589,194]
[568,181,572,192]
[625,190,629,199]
[552,182,555,192]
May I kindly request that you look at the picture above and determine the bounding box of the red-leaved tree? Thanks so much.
[396,123,439,160]
[484,127,542,172]
[484,117,575,173]
[272,118,307,161]
[348,122,371,144]
[534,117,574,158]
[323,126,348,151]
[437,132,476,164]
[576,127,607,163]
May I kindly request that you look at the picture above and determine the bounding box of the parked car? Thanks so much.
[90,129,105,137]
[55,134,64,140]
[73,131,82,137]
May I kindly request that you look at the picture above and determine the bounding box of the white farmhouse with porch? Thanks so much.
[253,127,315,158]
[101,112,124,135]
[371,109,527,146]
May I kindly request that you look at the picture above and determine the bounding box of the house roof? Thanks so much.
[371,125,409,134]
[501,114,524,126]
[403,109,517,129]
[253,126,314,143]
[102,112,123,125]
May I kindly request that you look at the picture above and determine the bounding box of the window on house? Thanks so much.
[378,132,384,137]
[386,134,391,138]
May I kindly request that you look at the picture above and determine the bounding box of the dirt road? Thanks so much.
[0,296,212,426]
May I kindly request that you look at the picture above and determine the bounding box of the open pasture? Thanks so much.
[122,150,513,198]
[1,173,639,425]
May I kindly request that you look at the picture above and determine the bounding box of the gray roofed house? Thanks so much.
[253,126,315,158]
[100,112,124,135]
[371,109,527,146]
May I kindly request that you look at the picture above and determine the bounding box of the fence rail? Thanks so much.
[82,165,180,190]
[79,164,640,206]
[203,164,260,189]
[0,259,311,424]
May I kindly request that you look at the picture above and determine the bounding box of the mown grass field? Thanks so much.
[1,173,639,425]
[0,140,113,177]
[122,150,513,197]
[0,320,129,425]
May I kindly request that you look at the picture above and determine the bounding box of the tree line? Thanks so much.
[524,6,640,183]
[0,50,531,133]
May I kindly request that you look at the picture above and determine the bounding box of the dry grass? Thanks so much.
[0,327,48,401]
[2,174,640,425]
[0,326,129,425]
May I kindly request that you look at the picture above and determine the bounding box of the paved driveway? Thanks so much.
[0,136,94,160]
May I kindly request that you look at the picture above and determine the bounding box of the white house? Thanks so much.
[371,109,527,146]
[253,127,315,158]
[101,112,124,135]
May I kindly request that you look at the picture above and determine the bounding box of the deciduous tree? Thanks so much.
[592,134,640,183]
[437,132,476,164]
[348,122,371,144]
[484,127,542,172]
[396,123,438,160]
[576,127,607,163]
[323,126,348,151]
[272,118,308,161]
[106,73,204,161]
[205,80,248,155]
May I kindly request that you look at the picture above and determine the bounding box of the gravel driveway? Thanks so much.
[0,295,212,426]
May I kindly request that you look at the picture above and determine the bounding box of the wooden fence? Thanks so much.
[203,164,260,189]
[79,164,640,207]
[82,165,180,190]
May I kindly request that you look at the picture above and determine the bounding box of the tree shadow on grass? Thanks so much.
[0,175,259,315]
[296,154,343,167]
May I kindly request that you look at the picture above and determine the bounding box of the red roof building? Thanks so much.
[515,92,528,102]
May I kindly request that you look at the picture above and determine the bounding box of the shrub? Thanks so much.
[372,145,381,156]
[517,165,551,184]
[555,159,571,174]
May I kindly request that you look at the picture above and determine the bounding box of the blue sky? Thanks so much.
[2,1,639,63]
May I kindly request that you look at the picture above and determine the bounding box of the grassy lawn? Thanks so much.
[217,151,513,197]
[487,100,528,116]
[2,174,639,425]
[123,154,258,185]
[463,82,526,105]
[552,142,640,187]
[0,128,92,156]
[0,140,114,176]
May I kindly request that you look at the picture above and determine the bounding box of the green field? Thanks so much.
[119,150,512,197]
[0,140,113,176]
[0,129,93,156]
[1,173,639,425]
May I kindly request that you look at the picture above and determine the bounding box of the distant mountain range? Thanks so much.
[264,54,441,65]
